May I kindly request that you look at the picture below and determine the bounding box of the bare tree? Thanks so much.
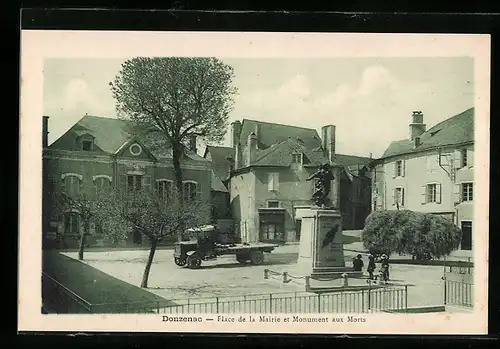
[101,188,211,288]
[49,187,108,261]
[109,57,237,197]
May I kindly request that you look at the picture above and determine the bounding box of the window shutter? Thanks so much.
[453,183,461,203]
[393,163,397,178]
[274,172,279,189]
[453,150,462,169]
[402,160,406,177]
[120,174,127,194]
[392,188,396,206]
[421,185,427,205]
[401,188,405,206]
[436,184,442,204]
[268,173,273,191]
[467,149,474,167]
[196,182,203,201]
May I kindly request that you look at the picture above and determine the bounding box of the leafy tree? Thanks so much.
[362,210,462,260]
[109,57,237,196]
[100,188,211,288]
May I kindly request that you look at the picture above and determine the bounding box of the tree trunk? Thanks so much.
[78,221,90,260]
[172,143,184,241]
[140,238,158,288]
[78,232,86,260]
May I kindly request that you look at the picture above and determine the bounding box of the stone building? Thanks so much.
[42,115,213,248]
[226,119,372,244]
[371,108,474,254]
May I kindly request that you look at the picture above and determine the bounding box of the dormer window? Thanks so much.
[292,153,303,164]
[82,140,93,151]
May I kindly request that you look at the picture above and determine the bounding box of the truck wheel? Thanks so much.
[236,254,249,264]
[187,254,202,269]
[250,250,265,265]
[174,257,187,266]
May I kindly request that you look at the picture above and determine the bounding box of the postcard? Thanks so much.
[19,30,490,334]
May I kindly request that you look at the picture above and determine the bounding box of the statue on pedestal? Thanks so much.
[306,163,335,209]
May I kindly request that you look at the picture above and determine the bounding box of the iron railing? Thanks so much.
[443,279,473,307]
[41,272,93,313]
[150,288,408,314]
[42,274,408,314]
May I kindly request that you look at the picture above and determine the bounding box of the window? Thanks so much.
[129,143,142,156]
[94,176,112,195]
[461,183,473,202]
[268,172,279,191]
[460,221,472,251]
[426,184,437,203]
[82,140,93,151]
[461,148,468,167]
[267,200,280,208]
[158,180,173,200]
[183,181,198,202]
[62,174,81,196]
[394,160,405,177]
[127,175,143,193]
[393,187,405,207]
[64,212,79,234]
[260,223,284,241]
[423,183,441,204]
[291,153,303,164]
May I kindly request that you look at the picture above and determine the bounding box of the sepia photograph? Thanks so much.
[19,31,490,334]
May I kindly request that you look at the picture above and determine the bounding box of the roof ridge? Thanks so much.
[241,118,316,131]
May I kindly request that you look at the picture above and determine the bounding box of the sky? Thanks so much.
[43,57,474,158]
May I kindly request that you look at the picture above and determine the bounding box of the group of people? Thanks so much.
[352,253,390,283]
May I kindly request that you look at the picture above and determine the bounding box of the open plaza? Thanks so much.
[58,231,472,313]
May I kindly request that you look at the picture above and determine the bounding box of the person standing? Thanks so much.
[352,254,364,272]
[380,254,390,283]
[367,254,376,279]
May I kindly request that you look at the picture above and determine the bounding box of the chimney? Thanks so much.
[234,143,241,170]
[321,125,336,163]
[43,116,49,148]
[247,132,258,165]
[189,135,197,154]
[230,120,242,148]
[409,111,426,141]
[254,124,260,149]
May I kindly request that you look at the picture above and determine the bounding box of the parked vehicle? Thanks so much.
[173,225,278,269]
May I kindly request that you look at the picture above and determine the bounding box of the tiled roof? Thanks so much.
[238,119,322,151]
[334,154,372,167]
[71,115,131,154]
[50,115,209,162]
[252,137,329,167]
[210,170,229,192]
[382,107,474,159]
[205,145,234,181]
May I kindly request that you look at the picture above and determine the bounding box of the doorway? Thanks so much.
[460,221,472,250]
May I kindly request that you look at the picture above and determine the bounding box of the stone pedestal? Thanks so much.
[297,208,353,278]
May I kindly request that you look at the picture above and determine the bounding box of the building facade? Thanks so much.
[372,108,474,254]
[227,119,372,244]
[42,115,213,248]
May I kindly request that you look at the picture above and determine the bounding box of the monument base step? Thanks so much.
[310,268,362,279]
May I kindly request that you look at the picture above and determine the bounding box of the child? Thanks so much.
[367,254,376,279]
[380,254,390,283]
